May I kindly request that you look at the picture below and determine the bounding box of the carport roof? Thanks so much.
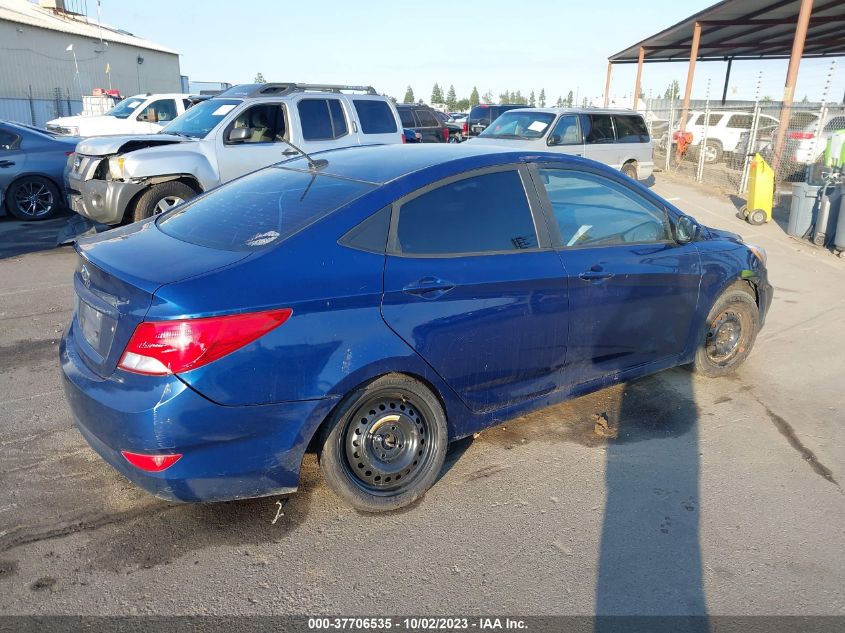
[609,0,845,63]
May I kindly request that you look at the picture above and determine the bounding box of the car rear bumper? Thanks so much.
[60,325,339,503]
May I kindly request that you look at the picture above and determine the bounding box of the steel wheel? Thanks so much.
[154,195,184,215]
[14,181,54,218]
[694,286,759,377]
[705,310,745,364]
[342,394,437,494]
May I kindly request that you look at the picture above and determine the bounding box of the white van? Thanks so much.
[47,93,194,137]
[469,107,654,181]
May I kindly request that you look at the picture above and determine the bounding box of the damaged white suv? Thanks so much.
[65,83,402,225]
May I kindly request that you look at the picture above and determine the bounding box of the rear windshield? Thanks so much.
[469,105,495,124]
[479,111,555,139]
[157,167,376,251]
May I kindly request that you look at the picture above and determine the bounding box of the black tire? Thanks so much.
[621,163,638,180]
[702,140,723,164]
[448,133,462,144]
[5,176,61,220]
[132,181,197,223]
[318,374,448,512]
[693,286,759,377]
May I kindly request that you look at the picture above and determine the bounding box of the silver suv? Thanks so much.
[66,83,402,225]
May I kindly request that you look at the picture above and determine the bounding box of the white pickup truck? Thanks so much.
[47,93,196,137]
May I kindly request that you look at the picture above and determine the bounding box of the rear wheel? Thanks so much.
[702,140,723,164]
[621,163,638,180]
[318,374,448,512]
[5,176,61,220]
[693,287,759,377]
[132,181,197,223]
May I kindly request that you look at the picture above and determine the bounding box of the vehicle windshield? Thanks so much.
[160,98,241,138]
[479,112,555,139]
[159,99,241,138]
[105,97,146,119]
[158,166,376,251]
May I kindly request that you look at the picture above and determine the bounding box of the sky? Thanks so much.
[99,0,844,105]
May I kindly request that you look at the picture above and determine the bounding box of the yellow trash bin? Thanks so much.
[743,154,775,225]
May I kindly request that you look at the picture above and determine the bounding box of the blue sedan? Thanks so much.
[1,120,78,220]
[60,144,772,511]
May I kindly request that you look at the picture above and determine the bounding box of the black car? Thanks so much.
[465,104,529,138]
[396,104,449,143]
[433,111,464,143]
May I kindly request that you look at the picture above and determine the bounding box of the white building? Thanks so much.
[0,0,183,125]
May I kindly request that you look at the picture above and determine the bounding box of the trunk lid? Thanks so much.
[72,219,250,377]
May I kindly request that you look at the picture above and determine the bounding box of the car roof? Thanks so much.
[278,143,588,184]
[497,107,643,116]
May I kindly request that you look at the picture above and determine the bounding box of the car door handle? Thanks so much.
[403,277,455,299]
[0,160,15,167]
[578,267,614,282]
[282,149,299,156]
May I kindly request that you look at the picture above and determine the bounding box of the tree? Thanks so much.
[761,95,773,103]
[529,90,536,107]
[565,90,574,107]
[538,88,546,107]
[499,90,509,104]
[254,72,266,84]
[555,96,564,107]
[581,96,588,108]
[455,98,470,111]
[431,83,443,104]
[481,90,493,104]
[663,80,680,100]
[403,85,415,103]
[446,85,457,109]
[469,86,480,107]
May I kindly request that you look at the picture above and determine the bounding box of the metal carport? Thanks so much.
[605,0,845,172]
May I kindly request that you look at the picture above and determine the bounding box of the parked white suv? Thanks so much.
[685,110,779,164]
[47,93,195,137]
[469,108,654,181]
[66,83,403,224]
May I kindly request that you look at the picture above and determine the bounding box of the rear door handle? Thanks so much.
[0,160,14,167]
[403,277,455,299]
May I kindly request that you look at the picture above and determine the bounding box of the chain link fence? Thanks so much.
[0,86,81,127]
[643,99,845,198]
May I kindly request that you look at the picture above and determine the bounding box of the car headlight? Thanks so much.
[108,156,126,180]
[66,126,80,136]
[747,244,767,267]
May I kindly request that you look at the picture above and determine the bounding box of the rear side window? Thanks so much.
[298,98,348,140]
[398,109,415,127]
[0,129,20,150]
[694,113,723,126]
[396,170,538,255]
[415,110,439,127]
[612,115,649,143]
[158,167,375,251]
[824,116,845,132]
[469,106,493,124]
[583,114,614,144]
[353,100,397,134]
[727,114,753,128]
[340,206,391,253]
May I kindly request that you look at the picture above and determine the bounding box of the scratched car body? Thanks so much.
[60,143,772,512]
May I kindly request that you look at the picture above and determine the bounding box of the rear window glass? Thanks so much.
[398,108,415,127]
[298,98,348,140]
[480,111,555,139]
[158,167,375,251]
[416,110,440,127]
[469,106,494,124]
[612,115,650,143]
[353,100,397,134]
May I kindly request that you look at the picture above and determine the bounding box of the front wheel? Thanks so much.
[693,287,759,377]
[318,374,448,512]
[621,163,638,180]
[131,181,197,223]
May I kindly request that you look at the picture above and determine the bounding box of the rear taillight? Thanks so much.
[462,121,468,135]
[121,451,182,472]
[442,127,449,142]
[402,133,407,144]
[788,131,814,140]
[118,308,292,375]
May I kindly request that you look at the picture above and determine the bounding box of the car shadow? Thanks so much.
[0,212,72,259]
[595,368,708,632]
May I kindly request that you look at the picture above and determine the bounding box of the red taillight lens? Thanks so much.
[402,133,407,144]
[462,121,468,135]
[121,451,182,472]
[788,131,814,140]
[442,127,449,142]
[118,308,292,375]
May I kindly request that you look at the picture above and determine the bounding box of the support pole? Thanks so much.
[772,0,814,176]
[603,62,613,107]
[721,58,733,105]
[680,22,702,133]
[633,47,645,111]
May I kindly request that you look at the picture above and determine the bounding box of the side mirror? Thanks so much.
[547,134,561,146]
[228,127,251,142]
[675,215,699,244]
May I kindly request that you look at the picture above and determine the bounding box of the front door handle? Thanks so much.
[403,277,455,299]
[0,160,14,167]
[579,265,614,282]
[282,149,299,156]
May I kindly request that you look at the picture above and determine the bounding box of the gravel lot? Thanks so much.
[0,176,842,616]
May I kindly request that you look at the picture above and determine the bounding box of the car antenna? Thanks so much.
[281,139,328,170]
